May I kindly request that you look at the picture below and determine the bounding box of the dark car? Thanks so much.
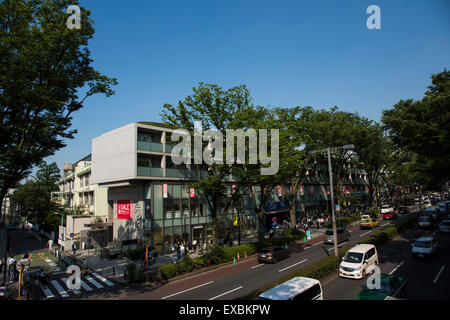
[398,206,409,215]
[258,246,290,264]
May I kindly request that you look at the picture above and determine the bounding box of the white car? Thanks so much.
[381,205,394,214]
[411,237,438,258]
[439,220,450,234]
[339,244,379,279]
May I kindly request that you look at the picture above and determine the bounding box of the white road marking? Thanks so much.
[161,281,214,299]
[312,242,322,247]
[61,278,81,294]
[208,286,243,300]
[382,222,391,227]
[50,280,69,297]
[360,231,372,237]
[85,275,104,289]
[92,272,114,286]
[80,279,94,291]
[389,261,404,275]
[278,259,308,273]
[251,264,264,269]
[40,285,55,299]
[433,266,445,284]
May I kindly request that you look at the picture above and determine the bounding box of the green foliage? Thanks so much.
[0,0,117,202]
[124,248,145,261]
[202,245,227,265]
[382,70,450,189]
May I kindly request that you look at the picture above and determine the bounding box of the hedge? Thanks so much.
[158,230,305,280]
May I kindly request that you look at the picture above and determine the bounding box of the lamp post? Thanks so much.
[310,144,354,258]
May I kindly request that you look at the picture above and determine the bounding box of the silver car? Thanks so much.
[411,237,438,258]
[439,220,450,234]
[324,227,351,245]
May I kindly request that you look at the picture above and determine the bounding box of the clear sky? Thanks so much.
[43,0,450,174]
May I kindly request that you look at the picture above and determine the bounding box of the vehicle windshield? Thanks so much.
[361,219,371,223]
[343,252,363,263]
[414,240,432,248]
[361,215,370,220]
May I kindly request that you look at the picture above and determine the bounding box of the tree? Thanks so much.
[161,83,253,244]
[10,161,61,232]
[0,0,117,224]
[382,70,450,189]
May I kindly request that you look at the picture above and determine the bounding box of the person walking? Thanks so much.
[47,239,53,252]
[7,256,15,283]
[180,243,185,258]
[72,242,77,256]
[192,239,197,252]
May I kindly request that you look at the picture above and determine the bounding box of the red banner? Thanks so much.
[163,184,167,198]
[190,187,195,198]
[116,200,132,220]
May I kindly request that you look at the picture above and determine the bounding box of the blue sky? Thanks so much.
[43,0,450,174]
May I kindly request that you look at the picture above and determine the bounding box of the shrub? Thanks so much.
[159,263,178,280]
[223,244,258,261]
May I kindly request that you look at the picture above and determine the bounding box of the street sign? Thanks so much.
[70,233,74,238]
[272,217,277,223]
[336,205,340,211]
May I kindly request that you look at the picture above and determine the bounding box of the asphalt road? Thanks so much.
[323,220,450,300]
[86,206,421,300]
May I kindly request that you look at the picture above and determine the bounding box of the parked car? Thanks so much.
[423,200,432,208]
[437,201,450,214]
[356,273,406,300]
[398,206,409,214]
[381,205,394,214]
[360,215,379,229]
[339,244,379,279]
[258,246,290,264]
[418,215,433,229]
[438,220,450,234]
[411,237,438,258]
[324,227,351,245]
[383,212,398,220]
[256,276,323,300]
[424,206,441,222]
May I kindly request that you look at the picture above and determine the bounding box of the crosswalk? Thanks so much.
[40,272,117,299]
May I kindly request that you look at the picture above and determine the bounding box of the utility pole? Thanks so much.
[327,147,339,258]
[310,144,354,259]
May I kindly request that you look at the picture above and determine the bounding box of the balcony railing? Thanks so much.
[137,166,163,177]
[137,140,163,152]
[166,168,191,178]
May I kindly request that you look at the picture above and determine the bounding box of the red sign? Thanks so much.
[163,184,168,198]
[190,187,195,198]
[116,200,132,220]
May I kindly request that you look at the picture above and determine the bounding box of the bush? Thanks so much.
[159,263,178,280]
[223,244,258,261]
[124,248,145,261]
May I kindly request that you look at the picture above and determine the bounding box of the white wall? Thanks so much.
[91,123,137,184]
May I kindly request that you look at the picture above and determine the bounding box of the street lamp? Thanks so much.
[310,144,354,258]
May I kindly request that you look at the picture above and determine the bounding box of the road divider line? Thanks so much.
[161,281,214,299]
[251,264,264,269]
[85,275,104,289]
[389,261,404,275]
[433,266,445,284]
[278,259,308,273]
[208,286,243,300]
[40,285,55,299]
[92,272,114,286]
[50,280,69,297]
[360,231,372,237]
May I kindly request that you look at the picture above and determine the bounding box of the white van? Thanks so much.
[256,277,323,300]
[339,244,379,279]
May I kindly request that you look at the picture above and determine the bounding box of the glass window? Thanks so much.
[153,184,163,220]
[172,184,181,198]
[292,284,322,300]
[182,199,189,217]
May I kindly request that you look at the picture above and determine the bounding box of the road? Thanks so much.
[323,220,450,300]
[83,206,420,300]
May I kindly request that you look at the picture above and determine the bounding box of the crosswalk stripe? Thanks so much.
[80,279,94,291]
[50,280,69,297]
[92,272,114,286]
[85,275,104,289]
[61,278,81,295]
[40,285,55,299]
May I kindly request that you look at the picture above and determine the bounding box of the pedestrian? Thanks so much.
[72,242,77,256]
[180,243,185,257]
[171,242,176,255]
[82,257,88,277]
[47,239,53,252]
[202,240,207,254]
[192,239,197,252]
[8,256,15,283]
